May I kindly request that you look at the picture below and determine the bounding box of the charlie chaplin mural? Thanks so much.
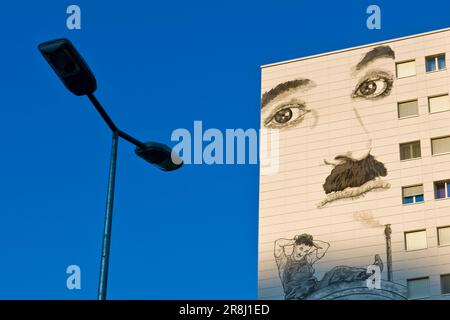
[261,45,395,207]
[261,45,407,299]
[274,234,383,300]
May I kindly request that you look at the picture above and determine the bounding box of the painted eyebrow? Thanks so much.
[355,45,395,71]
[261,79,312,109]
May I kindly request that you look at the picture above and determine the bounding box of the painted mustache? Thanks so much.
[323,153,387,194]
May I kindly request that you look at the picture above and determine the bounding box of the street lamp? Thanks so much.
[38,38,183,300]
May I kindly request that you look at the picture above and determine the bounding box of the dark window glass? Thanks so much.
[403,196,414,204]
[426,58,436,72]
[438,55,446,70]
[435,182,446,199]
[441,274,450,294]
[412,143,421,158]
[400,144,412,160]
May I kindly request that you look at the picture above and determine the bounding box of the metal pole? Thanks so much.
[98,131,119,300]
[384,224,393,281]
[87,93,146,150]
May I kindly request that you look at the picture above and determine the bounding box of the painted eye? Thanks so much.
[274,108,292,124]
[264,103,310,129]
[352,71,393,99]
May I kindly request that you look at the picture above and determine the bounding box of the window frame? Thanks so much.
[402,185,424,205]
[441,274,450,295]
[404,229,428,252]
[431,135,450,156]
[425,53,446,73]
[434,181,450,200]
[397,99,419,119]
[399,140,421,161]
[437,225,450,247]
[428,94,450,114]
[407,277,431,300]
[396,60,416,79]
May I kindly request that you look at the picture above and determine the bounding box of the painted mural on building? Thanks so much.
[274,233,386,300]
[261,46,408,300]
[261,45,395,206]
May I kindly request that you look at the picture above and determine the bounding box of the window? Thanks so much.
[396,60,416,78]
[426,54,446,72]
[405,230,427,251]
[402,185,424,204]
[407,277,430,299]
[431,136,450,155]
[429,94,450,113]
[398,100,419,118]
[400,141,421,160]
[441,274,450,294]
[438,226,450,246]
[434,181,450,199]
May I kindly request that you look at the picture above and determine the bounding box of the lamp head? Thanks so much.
[38,38,97,96]
[135,142,183,171]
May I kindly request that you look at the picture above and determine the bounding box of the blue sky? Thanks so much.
[0,0,449,299]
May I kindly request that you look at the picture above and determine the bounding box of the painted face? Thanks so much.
[261,46,395,207]
[292,244,313,260]
[261,46,395,129]
[261,80,316,129]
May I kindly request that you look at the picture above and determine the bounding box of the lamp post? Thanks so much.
[38,38,183,300]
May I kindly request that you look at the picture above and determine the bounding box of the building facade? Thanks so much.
[258,28,450,300]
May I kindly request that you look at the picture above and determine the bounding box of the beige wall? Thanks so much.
[259,28,450,300]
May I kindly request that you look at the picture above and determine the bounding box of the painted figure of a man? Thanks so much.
[274,233,383,300]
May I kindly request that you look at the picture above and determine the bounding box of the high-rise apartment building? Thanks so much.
[259,27,450,300]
